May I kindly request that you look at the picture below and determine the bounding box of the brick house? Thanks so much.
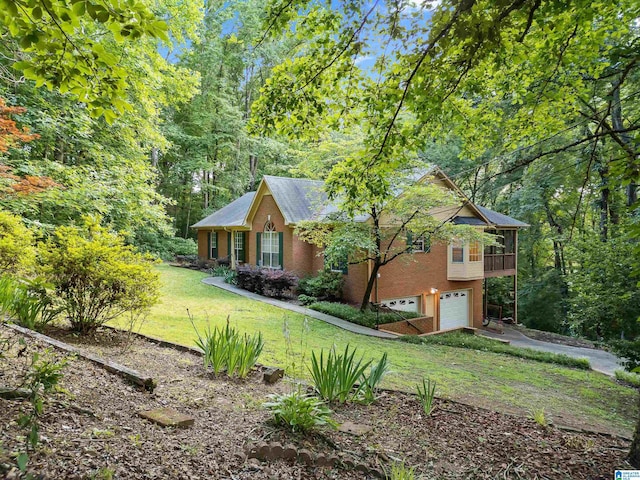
[192,169,527,333]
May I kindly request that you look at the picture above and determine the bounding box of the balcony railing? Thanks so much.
[484,253,515,272]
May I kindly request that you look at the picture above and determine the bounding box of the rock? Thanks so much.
[282,444,297,461]
[297,448,314,466]
[246,444,259,459]
[257,442,271,459]
[342,458,355,469]
[263,367,284,384]
[315,454,331,467]
[338,421,372,436]
[369,467,385,478]
[267,442,283,460]
[327,455,339,467]
[355,463,369,473]
[138,408,194,428]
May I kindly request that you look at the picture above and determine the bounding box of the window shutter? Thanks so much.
[278,232,284,269]
[341,259,348,275]
[406,231,413,252]
[256,232,261,266]
[213,231,219,258]
[227,231,231,257]
[207,232,211,259]
[239,232,246,262]
[425,236,431,253]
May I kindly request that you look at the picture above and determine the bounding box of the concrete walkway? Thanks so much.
[480,326,622,377]
[201,277,397,339]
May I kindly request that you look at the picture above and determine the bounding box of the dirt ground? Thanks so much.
[0,324,632,479]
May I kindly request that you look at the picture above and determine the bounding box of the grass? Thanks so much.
[111,264,638,435]
[615,369,640,388]
[309,301,419,328]
[401,332,591,370]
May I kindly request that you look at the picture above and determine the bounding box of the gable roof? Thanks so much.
[191,192,256,228]
[262,176,326,224]
[191,172,527,230]
[477,206,529,228]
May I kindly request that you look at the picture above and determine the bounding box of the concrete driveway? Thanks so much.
[480,326,622,376]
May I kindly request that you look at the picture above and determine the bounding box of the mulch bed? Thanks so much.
[0,324,632,479]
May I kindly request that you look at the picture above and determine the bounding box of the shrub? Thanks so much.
[39,218,160,333]
[263,389,337,433]
[235,265,265,294]
[134,231,197,261]
[192,318,264,379]
[402,332,591,369]
[0,210,36,275]
[297,270,344,300]
[0,276,58,331]
[416,378,436,416]
[262,269,298,298]
[615,369,640,387]
[235,266,297,298]
[298,294,317,306]
[610,339,640,371]
[309,301,420,328]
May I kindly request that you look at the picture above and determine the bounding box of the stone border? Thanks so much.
[4,323,156,392]
[244,441,384,478]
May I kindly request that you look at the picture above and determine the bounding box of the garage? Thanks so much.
[439,290,470,330]
[380,296,420,313]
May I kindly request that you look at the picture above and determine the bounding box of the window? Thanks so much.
[209,231,217,259]
[407,231,431,253]
[469,241,481,262]
[452,242,464,263]
[503,230,515,254]
[325,253,348,274]
[261,221,280,269]
[234,231,245,263]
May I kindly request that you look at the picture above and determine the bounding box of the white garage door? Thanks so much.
[380,296,420,313]
[439,290,470,330]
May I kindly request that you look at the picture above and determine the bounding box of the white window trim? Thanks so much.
[262,221,280,269]
[451,242,464,263]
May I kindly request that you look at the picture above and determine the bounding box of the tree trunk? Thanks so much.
[151,147,159,168]
[629,393,640,467]
[543,200,565,275]
[249,154,258,190]
[611,78,638,206]
[360,261,380,312]
[597,162,610,242]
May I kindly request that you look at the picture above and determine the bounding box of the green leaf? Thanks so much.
[17,452,29,472]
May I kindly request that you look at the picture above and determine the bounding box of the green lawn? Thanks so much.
[113,264,638,435]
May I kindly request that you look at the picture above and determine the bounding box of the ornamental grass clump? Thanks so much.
[192,314,264,379]
[310,344,371,403]
[263,389,337,433]
[361,352,390,404]
[309,344,390,404]
[416,377,437,416]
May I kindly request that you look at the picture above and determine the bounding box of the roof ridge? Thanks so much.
[263,175,325,183]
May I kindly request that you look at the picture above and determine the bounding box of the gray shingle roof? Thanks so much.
[477,206,529,228]
[191,175,528,230]
[191,192,256,228]
[453,216,489,226]
[263,176,327,224]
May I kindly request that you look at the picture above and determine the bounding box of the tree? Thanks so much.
[297,170,489,311]
[0,0,173,120]
[39,217,160,333]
